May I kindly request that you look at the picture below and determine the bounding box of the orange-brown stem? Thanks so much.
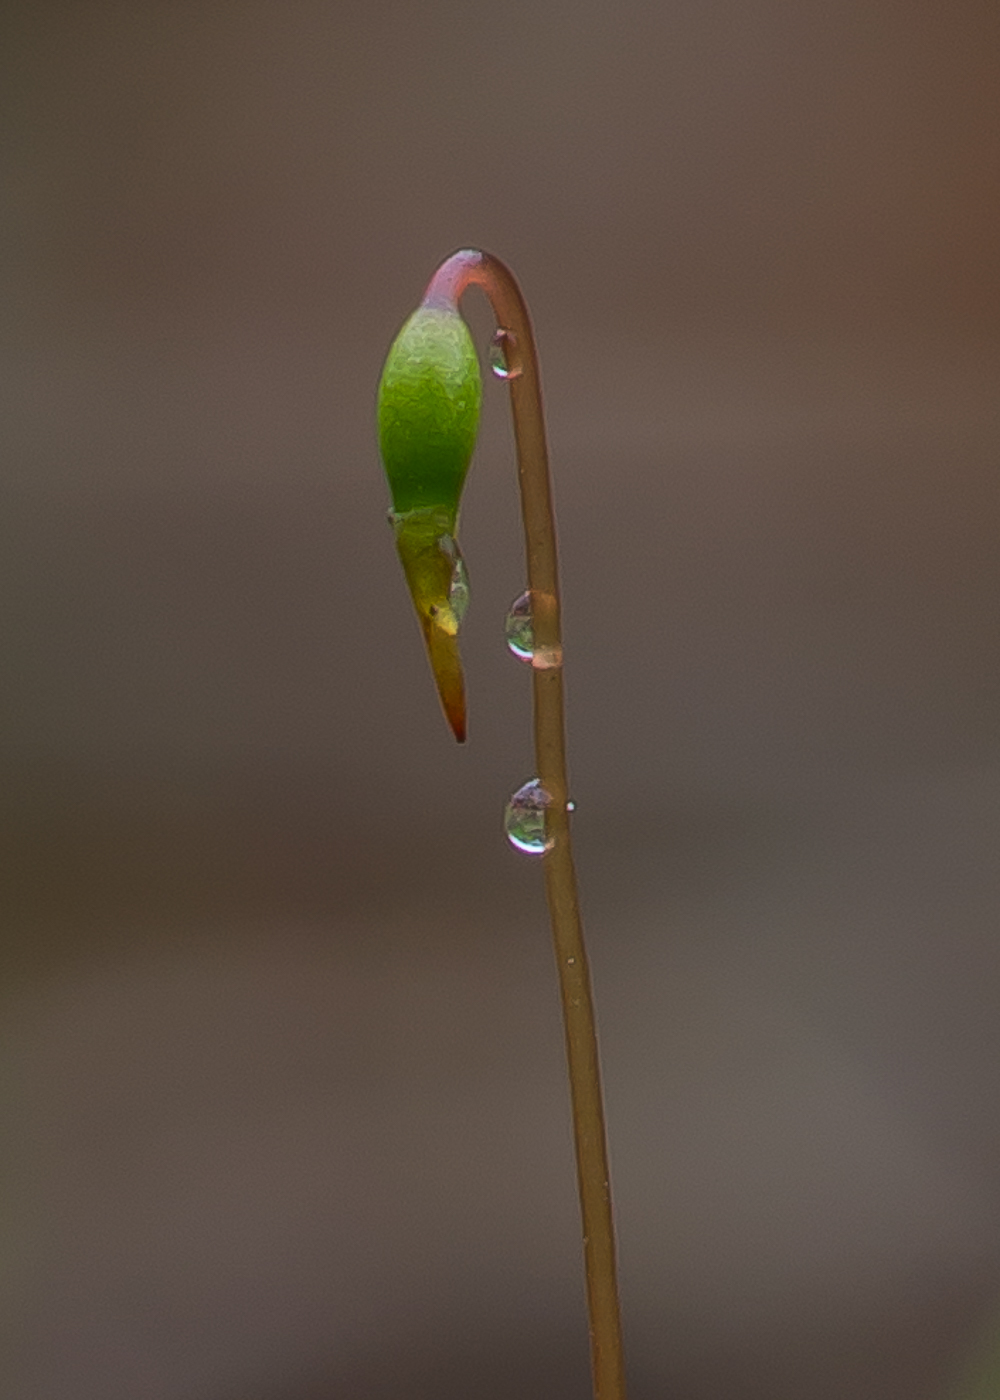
[425,250,628,1400]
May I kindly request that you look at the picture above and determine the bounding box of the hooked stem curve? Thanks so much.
[425,249,628,1400]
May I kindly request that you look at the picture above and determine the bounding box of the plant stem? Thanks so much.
[426,250,628,1400]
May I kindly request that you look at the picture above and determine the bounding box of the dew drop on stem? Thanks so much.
[505,590,534,661]
[504,778,553,855]
[504,590,563,669]
[489,328,522,380]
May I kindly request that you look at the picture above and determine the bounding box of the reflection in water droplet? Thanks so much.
[433,534,469,627]
[505,591,534,661]
[489,328,522,380]
[503,590,563,669]
[446,540,470,624]
[566,800,576,813]
[504,778,553,855]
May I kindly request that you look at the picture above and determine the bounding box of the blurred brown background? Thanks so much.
[1,2,999,1396]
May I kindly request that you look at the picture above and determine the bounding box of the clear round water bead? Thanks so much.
[504,778,553,855]
[504,591,534,661]
[488,328,522,380]
[503,590,563,669]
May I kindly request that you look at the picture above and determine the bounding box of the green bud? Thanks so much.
[377,305,482,518]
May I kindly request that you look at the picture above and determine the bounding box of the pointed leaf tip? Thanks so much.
[390,509,471,741]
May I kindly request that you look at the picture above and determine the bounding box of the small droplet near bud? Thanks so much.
[489,328,522,380]
[438,534,470,626]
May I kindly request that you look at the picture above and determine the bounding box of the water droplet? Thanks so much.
[489,328,522,380]
[504,778,553,855]
[504,591,534,661]
[566,799,576,813]
[503,590,563,669]
[439,535,470,625]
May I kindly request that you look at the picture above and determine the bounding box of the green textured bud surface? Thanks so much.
[377,306,482,516]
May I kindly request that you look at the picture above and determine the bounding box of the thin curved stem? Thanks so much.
[426,250,628,1400]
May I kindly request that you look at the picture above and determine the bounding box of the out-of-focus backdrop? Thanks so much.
[2,3,999,1397]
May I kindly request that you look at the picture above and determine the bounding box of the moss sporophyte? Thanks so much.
[378,302,480,741]
[377,250,627,1400]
